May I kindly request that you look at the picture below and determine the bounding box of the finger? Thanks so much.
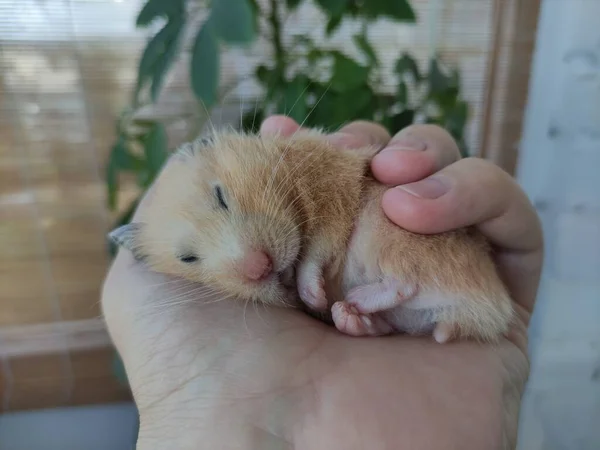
[260,116,392,151]
[381,157,543,311]
[372,124,462,186]
[327,121,391,150]
[259,115,301,136]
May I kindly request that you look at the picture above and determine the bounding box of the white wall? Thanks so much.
[516,0,600,448]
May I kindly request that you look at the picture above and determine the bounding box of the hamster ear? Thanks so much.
[108,223,146,260]
[174,136,213,160]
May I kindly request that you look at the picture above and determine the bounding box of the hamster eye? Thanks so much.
[179,255,199,264]
[214,185,228,210]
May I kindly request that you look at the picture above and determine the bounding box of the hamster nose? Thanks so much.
[240,250,273,281]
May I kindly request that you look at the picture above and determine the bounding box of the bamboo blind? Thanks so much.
[0,0,540,412]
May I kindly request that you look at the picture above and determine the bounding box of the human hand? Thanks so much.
[101,115,543,449]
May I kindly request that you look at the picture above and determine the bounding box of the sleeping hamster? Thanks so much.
[109,129,513,343]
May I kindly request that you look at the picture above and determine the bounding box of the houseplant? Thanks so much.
[106,0,470,236]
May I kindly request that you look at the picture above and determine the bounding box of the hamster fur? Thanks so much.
[110,129,513,343]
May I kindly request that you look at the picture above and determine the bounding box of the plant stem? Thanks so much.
[268,0,286,78]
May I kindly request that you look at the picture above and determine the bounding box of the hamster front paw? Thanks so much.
[297,260,328,312]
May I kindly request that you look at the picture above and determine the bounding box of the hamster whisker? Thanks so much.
[238,95,244,131]
[271,147,321,209]
[147,289,236,314]
[264,149,316,221]
[272,142,332,211]
[282,81,311,126]
[263,152,319,225]
[262,84,331,211]
[242,298,251,335]
[296,82,331,130]
[143,298,199,316]
[159,282,218,299]
[157,283,230,304]
[250,100,260,133]
[274,216,328,249]
[196,96,217,137]
[145,278,197,289]
[252,299,269,328]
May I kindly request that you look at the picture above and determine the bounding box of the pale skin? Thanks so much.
[101,116,543,450]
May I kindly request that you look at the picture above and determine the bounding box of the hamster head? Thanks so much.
[109,132,306,305]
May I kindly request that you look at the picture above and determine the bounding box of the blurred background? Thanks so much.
[0,0,598,449]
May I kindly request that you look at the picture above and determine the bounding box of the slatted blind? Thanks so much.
[0,0,539,411]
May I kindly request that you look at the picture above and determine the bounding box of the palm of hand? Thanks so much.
[107,254,528,450]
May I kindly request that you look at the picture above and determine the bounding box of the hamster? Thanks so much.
[109,129,513,343]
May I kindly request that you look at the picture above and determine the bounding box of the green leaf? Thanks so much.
[143,123,168,177]
[150,19,184,102]
[108,196,142,257]
[397,80,408,105]
[278,75,309,123]
[117,197,141,228]
[106,150,119,211]
[395,53,421,81]
[431,86,459,110]
[255,65,282,103]
[428,58,452,94]
[292,35,315,48]
[445,101,469,135]
[211,0,256,44]
[325,13,344,35]
[255,65,271,84]
[136,0,184,27]
[304,86,339,130]
[336,85,373,119]
[307,48,325,65]
[363,0,417,22]
[316,0,350,16]
[241,107,265,133]
[286,0,303,9]
[106,137,143,210]
[191,21,220,108]
[115,146,145,172]
[136,169,153,189]
[135,18,183,103]
[353,33,378,66]
[330,52,370,92]
[375,94,397,115]
[389,109,415,134]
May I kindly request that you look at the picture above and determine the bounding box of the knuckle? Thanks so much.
[459,157,511,181]
[397,124,461,161]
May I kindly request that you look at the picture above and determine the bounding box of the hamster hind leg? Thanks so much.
[331,302,394,336]
[331,278,418,336]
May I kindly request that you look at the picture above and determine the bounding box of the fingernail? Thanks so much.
[396,175,450,199]
[382,137,427,153]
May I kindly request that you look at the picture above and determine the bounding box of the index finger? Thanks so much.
[259,115,392,150]
[372,124,463,186]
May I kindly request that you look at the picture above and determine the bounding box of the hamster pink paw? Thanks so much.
[345,278,417,313]
[297,261,328,311]
[331,302,393,337]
